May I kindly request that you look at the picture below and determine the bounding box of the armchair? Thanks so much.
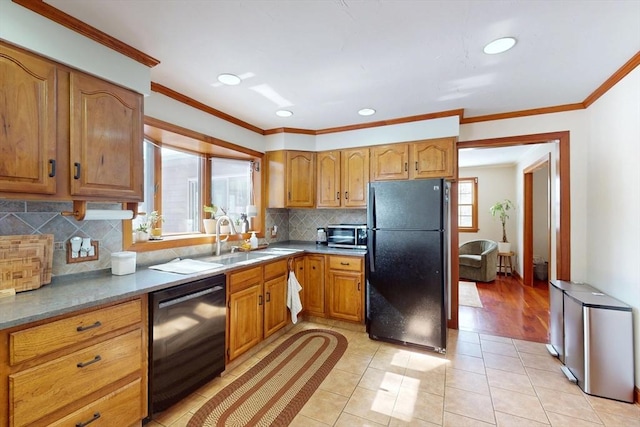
[459,239,498,282]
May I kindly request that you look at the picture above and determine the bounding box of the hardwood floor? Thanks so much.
[458,273,550,343]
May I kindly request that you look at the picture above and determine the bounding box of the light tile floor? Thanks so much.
[148,321,640,427]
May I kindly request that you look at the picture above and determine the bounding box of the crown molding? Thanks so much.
[151,82,265,135]
[12,0,160,67]
[460,103,585,124]
[583,50,640,108]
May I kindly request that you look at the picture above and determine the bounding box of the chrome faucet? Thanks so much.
[215,215,237,256]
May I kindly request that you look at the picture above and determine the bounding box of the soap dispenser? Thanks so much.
[249,231,258,249]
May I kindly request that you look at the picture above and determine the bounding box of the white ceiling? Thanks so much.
[46,0,639,132]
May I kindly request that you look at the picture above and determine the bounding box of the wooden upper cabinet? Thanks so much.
[341,148,369,208]
[317,148,369,208]
[409,137,457,179]
[370,144,409,181]
[371,138,457,181]
[0,43,57,195]
[69,72,143,201]
[285,150,316,207]
[317,151,341,208]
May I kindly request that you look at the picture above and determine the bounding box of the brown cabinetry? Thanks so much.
[69,72,143,201]
[327,255,364,323]
[0,43,57,195]
[263,260,288,338]
[302,255,326,317]
[266,150,316,208]
[370,137,457,181]
[317,148,369,208]
[227,260,290,361]
[227,266,263,361]
[0,41,144,202]
[0,298,148,427]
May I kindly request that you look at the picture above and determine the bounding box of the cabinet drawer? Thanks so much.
[10,329,142,427]
[263,259,287,280]
[10,299,141,365]
[228,266,262,293]
[329,256,362,272]
[48,379,143,427]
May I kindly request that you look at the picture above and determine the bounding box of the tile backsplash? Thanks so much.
[0,200,366,278]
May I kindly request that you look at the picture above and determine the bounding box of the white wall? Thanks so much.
[458,165,518,268]
[0,0,150,95]
[585,66,640,388]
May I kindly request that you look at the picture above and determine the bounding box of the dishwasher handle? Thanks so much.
[158,285,223,309]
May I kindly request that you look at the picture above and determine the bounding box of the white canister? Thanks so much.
[111,251,137,275]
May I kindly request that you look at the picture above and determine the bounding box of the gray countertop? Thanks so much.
[0,241,365,330]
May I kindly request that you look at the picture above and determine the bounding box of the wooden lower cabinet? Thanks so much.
[327,256,364,323]
[263,260,288,339]
[0,297,148,427]
[304,255,326,317]
[227,260,289,362]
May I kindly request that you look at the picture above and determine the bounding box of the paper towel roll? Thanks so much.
[82,210,134,220]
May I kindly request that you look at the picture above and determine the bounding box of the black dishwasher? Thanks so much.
[148,274,226,417]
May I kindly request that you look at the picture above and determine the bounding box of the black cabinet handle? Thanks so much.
[404,162,408,172]
[74,162,81,179]
[415,161,418,171]
[266,291,271,302]
[340,262,350,266]
[259,295,263,306]
[357,282,361,291]
[48,159,56,177]
[76,412,100,427]
[345,191,349,199]
[77,321,101,332]
[336,191,340,200]
[77,355,102,368]
[288,191,291,200]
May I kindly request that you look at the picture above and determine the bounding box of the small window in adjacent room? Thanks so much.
[458,177,478,232]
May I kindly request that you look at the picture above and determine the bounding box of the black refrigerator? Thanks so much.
[366,179,448,353]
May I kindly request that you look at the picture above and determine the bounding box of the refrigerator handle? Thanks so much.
[367,230,375,272]
[367,187,375,229]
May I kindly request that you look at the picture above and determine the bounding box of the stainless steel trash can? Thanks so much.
[563,290,634,402]
[547,280,597,363]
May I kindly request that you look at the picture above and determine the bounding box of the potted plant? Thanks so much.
[148,211,164,240]
[489,199,515,253]
[135,223,150,242]
[203,205,218,234]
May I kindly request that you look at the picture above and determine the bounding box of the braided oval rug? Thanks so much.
[188,329,347,427]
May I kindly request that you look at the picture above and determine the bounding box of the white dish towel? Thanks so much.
[287,270,303,324]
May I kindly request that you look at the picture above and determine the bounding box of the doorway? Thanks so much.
[449,131,571,336]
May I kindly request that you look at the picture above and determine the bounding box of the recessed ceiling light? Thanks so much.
[275,110,293,118]
[358,108,376,116]
[217,73,241,85]
[483,37,517,55]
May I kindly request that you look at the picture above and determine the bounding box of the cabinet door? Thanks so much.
[327,269,363,323]
[264,273,288,338]
[228,284,263,361]
[317,151,341,207]
[69,72,143,201]
[370,144,409,181]
[305,255,326,317]
[410,138,456,179]
[0,44,57,195]
[342,148,369,208]
[286,151,315,207]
